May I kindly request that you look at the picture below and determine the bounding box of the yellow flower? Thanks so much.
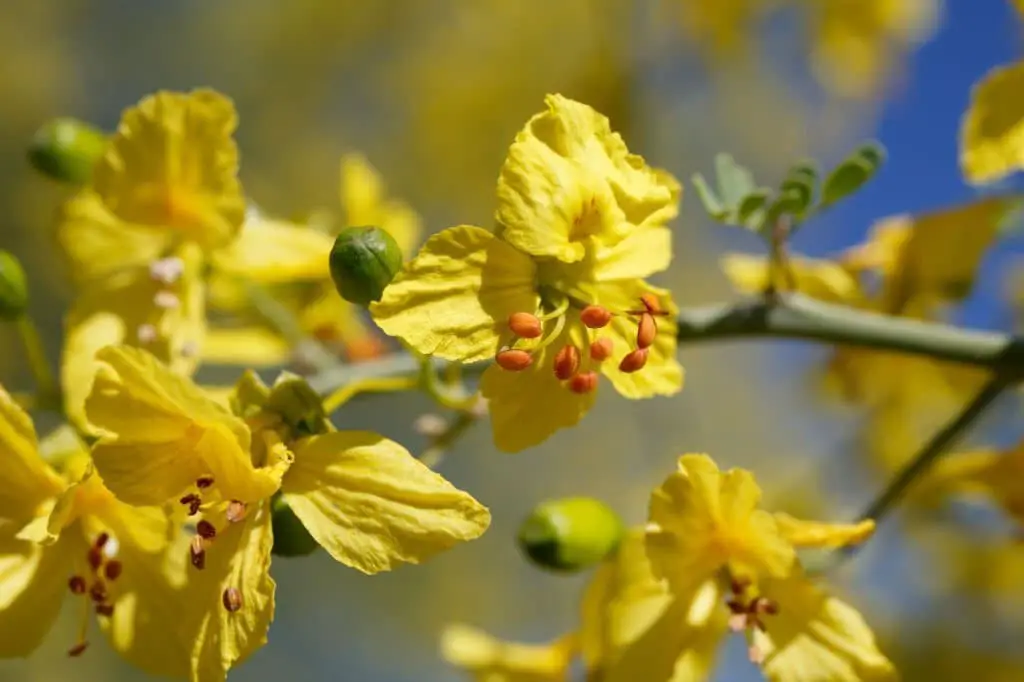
[0,388,185,675]
[441,624,576,682]
[84,345,490,679]
[372,94,683,452]
[635,454,892,680]
[926,437,1024,527]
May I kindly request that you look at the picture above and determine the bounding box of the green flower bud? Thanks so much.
[266,372,329,436]
[271,495,319,558]
[0,251,29,321]
[329,226,403,306]
[517,496,624,573]
[27,118,107,184]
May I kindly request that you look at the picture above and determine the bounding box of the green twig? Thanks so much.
[15,316,58,406]
[419,410,480,470]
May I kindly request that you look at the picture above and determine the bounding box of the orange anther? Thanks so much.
[496,349,533,371]
[636,313,657,349]
[619,348,649,373]
[640,293,663,315]
[589,337,613,361]
[508,312,543,338]
[580,305,612,329]
[553,345,581,380]
[568,371,599,394]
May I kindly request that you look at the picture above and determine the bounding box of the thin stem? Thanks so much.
[243,280,339,373]
[418,356,479,411]
[15,316,57,404]
[419,410,479,469]
[322,375,418,414]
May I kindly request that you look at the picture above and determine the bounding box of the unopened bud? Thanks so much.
[636,313,657,349]
[271,495,320,557]
[589,337,613,361]
[580,305,612,328]
[0,251,28,321]
[28,118,107,184]
[552,345,580,381]
[496,349,532,371]
[568,371,599,394]
[507,312,543,338]
[329,226,403,306]
[517,497,624,573]
[619,348,649,373]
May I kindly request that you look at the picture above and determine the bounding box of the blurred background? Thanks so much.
[2,0,1024,680]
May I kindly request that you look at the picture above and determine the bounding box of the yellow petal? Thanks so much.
[647,454,795,590]
[93,89,245,248]
[62,253,205,431]
[188,506,276,682]
[282,431,490,573]
[588,280,683,399]
[592,225,673,281]
[756,574,897,682]
[774,514,875,550]
[0,387,63,524]
[212,215,334,283]
[441,624,575,682]
[0,533,68,657]
[480,324,596,453]
[721,253,866,305]
[496,95,678,263]
[961,60,1024,184]
[201,327,291,367]
[370,225,537,362]
[56,190,170,282]
[339,153,422,255]
[580,530,725,682]
[298,286,385,361]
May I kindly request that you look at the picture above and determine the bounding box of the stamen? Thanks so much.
[619,348,649,373]
[496,349,532,371]
[136,324,158,344]
[95,603,114,617]
[93,533,110,549]
[568,372,599,394]
[636,313,657,350]
[153,290,181,309]
[67,642,89,657]
[507,312,543,339]
[537,295,570,322]
[149,256,185,284]
[222,587,243,612]
[580,305,612,329]
[226,501,248,524]
[640,293,663,316]
[190,536,206,570]
[196,476,215,489]
[88,582,107,603]
[589,337,613,361]
[68,576,87,595]
[103,561,123,581]
[180,493,202,516]
[748,645,766,665]
[196,520,217,539]
[553,345,581,381]
[87,547,103,571]
[728,613,748,633]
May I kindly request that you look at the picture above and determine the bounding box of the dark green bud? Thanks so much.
[28,118,107,184]
[271,495,319,558]
[0,251,28,321]
[266,372,329,436]
[517,497,624,573]
[329,226,403,306]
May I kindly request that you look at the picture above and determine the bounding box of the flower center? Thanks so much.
[724,576,779,666]
[494,291,668,393]
[66,531,123,657]
[179,475,249,572]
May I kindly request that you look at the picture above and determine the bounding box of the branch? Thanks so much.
[307,293,1024,394]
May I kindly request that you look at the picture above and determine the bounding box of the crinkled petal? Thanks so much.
[282,431,490,573]
[212,216,333,283]
[757,574,897,682]
[0,387,63,524]
[0,533,68,657]
[93,89,245,248]
[441,624,575,682]
[774,514,875,550]
[961,60,1024,185]
[592,225,673,281]
[370,225,537,362]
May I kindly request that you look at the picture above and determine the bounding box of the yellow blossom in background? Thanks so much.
[664,0,780,59]
[441,624,576,682]
[926,437,1024,527]
[0,387,187,675]
[83,345,490,680]
[635,454,890,681]
[373,94,683,452]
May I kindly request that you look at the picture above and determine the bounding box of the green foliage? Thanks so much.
[820,142,886,209]
[0,250,28,321]
[27,118,107,185]
[271,495,320,557]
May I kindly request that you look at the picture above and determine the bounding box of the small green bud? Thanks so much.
[517,496,624,573]
[329,226,403,306]
[0,251,28,321]
[270,495,319,558]
[28,118,107,184]
[266,372,329,436]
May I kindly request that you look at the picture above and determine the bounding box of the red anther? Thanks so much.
[507,312,543,339]
[580,305,612,329]
[636,313,657,349]
[553,345,581,380]
[189,498,202,516]
[67,642,89,657]
[95,603,114,617]
[756,598,779,616]
[87,547,103,571]
[725,598,746,614]
[495,349,533,371]
[568,371,599,394]
[190,536,206,570]
[103,561,123,581]
[222,587,243,613]
[89,581,107,603]
[619,348,649,373]
[589,337,613,361]
[196,520,217,539]
[196,476,215,489]
[68,576,87,595]
[93,532,110,549]
[639,293,663,315]
[226,501,248,524]
[730,576,752,595]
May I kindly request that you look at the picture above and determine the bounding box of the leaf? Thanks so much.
[714,153,757,207]
[778,160,818,219]
[820,142,886,208]
[691,173,727,220]
[736,189,771,230]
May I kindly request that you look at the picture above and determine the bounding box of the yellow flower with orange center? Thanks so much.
[372,94,684,452]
